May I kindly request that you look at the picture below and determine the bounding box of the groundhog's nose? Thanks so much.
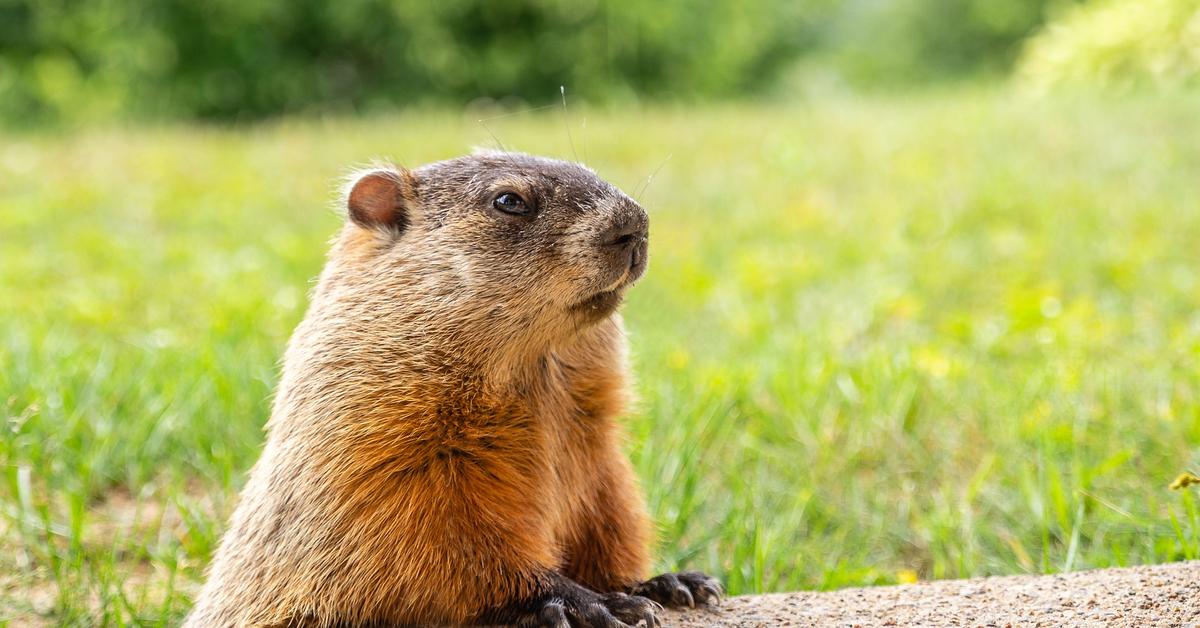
[600,212,648,250]
[600,210,649,272]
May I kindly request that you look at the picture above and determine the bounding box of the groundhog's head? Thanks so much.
[337,152,648,350]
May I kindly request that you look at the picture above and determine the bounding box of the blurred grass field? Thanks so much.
[3,90,1200,625]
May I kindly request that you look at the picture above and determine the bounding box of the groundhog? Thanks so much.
[186,151,721,627]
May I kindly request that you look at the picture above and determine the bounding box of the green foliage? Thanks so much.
[4,93,1200,623]
[0,0,821,123]
[818,0,1071,86]
[1016,0,1200,92]
[0,0,1109,125]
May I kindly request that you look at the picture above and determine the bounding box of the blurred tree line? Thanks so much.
[0,0,1116,125]
[1017,0,1200,92]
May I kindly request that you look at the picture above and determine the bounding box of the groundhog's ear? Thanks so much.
[345,167,416,233]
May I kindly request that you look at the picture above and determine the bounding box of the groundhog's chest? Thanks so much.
[424,384,610,532]
[495,393,607,542]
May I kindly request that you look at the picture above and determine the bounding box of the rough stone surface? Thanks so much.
[664,561,1200,627]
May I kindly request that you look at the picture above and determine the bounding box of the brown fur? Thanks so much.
[186,152,685,626]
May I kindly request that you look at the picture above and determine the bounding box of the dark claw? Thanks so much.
[632,571,724,609]
[697,583,722,605]
[600,592,661,627]
[679,571,724,603]
[579,602,631,628]
[673,583,694,608]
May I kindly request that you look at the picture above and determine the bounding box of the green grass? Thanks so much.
[3,90,1200,624]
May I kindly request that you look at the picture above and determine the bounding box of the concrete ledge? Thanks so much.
[664,561,1200,627]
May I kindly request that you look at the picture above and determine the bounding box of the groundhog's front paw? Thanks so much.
[631,571,723,609]
[526,591,661,627]
[599,592,662,626]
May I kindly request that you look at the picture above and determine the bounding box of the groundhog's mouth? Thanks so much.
[571,288,625,317]
[571,258,642,319]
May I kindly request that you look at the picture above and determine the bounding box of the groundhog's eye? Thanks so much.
[493,192,530,216]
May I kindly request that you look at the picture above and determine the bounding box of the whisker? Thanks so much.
[634,153,673,201]
[478,118,506,152]
[580,116,589,166]
[476,103,562,154]
[560,86,579,164]
[476,104,559,124]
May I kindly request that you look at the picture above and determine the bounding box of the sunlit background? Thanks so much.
[3,0,1200,624]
